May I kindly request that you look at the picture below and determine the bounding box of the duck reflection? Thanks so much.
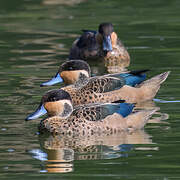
[134,100,169,124]
[38,130,152,173]
[104,57,129,74]
[88,57,129,74]
[44,148,74,173]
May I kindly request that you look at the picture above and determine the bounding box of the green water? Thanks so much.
[0,0,180,179]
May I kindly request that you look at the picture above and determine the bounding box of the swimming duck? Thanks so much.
[69,23,130,67]
[40,60,170,105]
[25,89,156,135]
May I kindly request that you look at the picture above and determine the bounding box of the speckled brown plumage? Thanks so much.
[39,104,116,135]
[62,75,125,105]
[62,71,170,105]
[38,104,157,136]
[104,41,130,68]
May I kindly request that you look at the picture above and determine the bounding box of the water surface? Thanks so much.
[0,0,180,179]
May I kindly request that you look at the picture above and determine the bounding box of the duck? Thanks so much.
[40,60,170,105]
[25,89,157,135]
[69,23,130,67]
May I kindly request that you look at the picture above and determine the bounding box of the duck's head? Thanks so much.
[25,89,73,121]
[97,23,117,53]
[40,60,91,87]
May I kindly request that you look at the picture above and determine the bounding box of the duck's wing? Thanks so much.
[81,76,126,93]
[105,70,149,87]
[72,74,125,92]
[73,70,149,91]
[81,30,97,34]
[74,70,149,93]
[73,103,134,122]
[69,30,98,59]
[77,31,98,49]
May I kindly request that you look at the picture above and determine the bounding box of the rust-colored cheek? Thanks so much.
[60,71,79,84]
[111,32,117,47]
[44,101,63,116]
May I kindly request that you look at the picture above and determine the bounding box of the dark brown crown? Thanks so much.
[42,89,72,103]
[98,23,114,36]
[59,60,91,76]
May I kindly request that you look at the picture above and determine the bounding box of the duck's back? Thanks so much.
[69,31,99,60]
[62,75,126,105]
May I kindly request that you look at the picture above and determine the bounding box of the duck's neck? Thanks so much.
[61,100,73,118]
[75,72,89,88]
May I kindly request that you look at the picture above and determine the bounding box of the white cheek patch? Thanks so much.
[80,70,90,78]
[61,100,73,118]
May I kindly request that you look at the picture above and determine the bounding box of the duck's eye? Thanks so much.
[68,67,73,70]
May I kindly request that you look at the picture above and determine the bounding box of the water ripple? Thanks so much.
[154,99,180,103]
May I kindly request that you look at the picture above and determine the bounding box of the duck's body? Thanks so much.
[69,23,130,67]
[61,71,147,105]
[39,108,156,136]
[39,102,134,136]
[40,60,170,105]
[62,71,169,105]
[26,89,156,136]
[70,30,100,60]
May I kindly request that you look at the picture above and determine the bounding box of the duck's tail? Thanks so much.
[99,71,170,104]
[138,71,170,87]
[126,108,158,130]
[137,71,170,100]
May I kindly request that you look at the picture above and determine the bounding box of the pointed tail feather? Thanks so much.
[126,108,158,130]
[135,71,170,101]
[138,71,170,87]
[101,72,170,103]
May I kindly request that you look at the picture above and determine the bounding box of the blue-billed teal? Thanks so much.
[25,89,156,135]
[69,23,130,67]
[40,60,170,104]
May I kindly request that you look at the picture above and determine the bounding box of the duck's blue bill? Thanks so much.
[25,104,47,121]
[103,35,112,51]
[40,73,63,87]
